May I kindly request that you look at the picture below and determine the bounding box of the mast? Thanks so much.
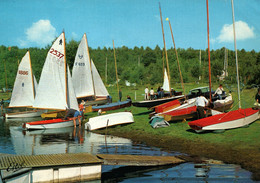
[159,2,171,94]
[63,32,68,106]
[231,0,241,108]
[206,0,212,102]
[105,57,107,84]
[112,40,120,99]
[85,33,96,98]
[167,18,185,96]
[28,51,35,98]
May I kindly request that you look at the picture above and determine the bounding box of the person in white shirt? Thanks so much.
[144,87,149,100]
[150,88,154,100]
[214,84,224,100]
[196,92,209,119]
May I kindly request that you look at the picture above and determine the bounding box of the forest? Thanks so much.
[0,40,259,91]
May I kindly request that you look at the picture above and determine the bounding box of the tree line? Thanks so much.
[0,42,259,90]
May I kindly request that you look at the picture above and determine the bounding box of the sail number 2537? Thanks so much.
[50,48,64,59]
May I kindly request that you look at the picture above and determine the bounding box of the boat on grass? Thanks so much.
[92,100,131,112]
[85,112,134,131]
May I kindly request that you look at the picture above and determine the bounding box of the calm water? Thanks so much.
[0,114,257,182]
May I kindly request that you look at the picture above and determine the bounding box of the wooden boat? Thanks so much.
[72,33,109,106]
[92,100,131,112]
[132,95,184,108]
[162,106,198,122]
[85,112,134,131]
[5,51,47,118]
[188,108,260,132]
[23,32,80,130]
[41,110,66,119]
[22,117,81,130]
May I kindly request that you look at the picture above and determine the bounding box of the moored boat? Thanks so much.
[92,100,131,112]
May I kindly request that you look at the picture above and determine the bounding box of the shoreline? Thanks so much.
[97,128,260,181]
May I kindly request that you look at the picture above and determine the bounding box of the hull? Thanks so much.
[5,110,47,119]
[162,106,198,122]
[23,118,80,130]
[85,98,108,106]
[153,100,181,113]
[92,100,131,112]
[132,95,184,108]
[85,112,134,131]
[188,108,260,131]
[41,110,66,119]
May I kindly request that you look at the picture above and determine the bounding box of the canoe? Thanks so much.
[132,95,184,108]
[5,110,47,119]
[92,100,131,112]
[22,117,81,130]
[188,108,260,132]
[85,112,134,131]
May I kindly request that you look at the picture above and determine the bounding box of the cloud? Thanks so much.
[20,19,57,47]
[216,21,255,43]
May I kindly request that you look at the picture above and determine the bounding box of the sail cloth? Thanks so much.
[72,33,109,98]
[162,68,170,91]
[33,33,68,110]
[67,65,79,111]
[9,51,36,107]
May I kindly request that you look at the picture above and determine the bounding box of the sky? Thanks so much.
[0,0,260,51]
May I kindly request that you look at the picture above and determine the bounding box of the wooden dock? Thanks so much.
[0,153,185,182]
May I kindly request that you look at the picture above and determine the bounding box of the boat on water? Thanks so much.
[5,51,47,118]
[72,33,109,106]
[23,32,80,130]
[85,112,134,131]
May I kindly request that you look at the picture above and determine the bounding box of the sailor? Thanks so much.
[73,104,84,127]
[214,84,224,100]
[196,92,209,119]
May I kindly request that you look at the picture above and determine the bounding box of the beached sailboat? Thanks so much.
[23,32,80,130]
[5,51,46,118]
[72,33,109,105]
[188,0,259,132]
[85,112,134,131]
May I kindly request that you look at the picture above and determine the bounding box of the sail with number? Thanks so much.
[9,51,37,108]
[162,68,170,91]
[72,33,109,99]
[33,32,78,111]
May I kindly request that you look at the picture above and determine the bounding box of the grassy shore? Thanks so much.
[86,83,260,180]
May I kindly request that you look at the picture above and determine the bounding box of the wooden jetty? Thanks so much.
[0,153,185,183]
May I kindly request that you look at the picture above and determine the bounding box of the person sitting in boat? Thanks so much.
[196,92,209,119]
[214,84,224,100]
[73,104,84,127]
[254,88,260,108]
[150,88,155,100]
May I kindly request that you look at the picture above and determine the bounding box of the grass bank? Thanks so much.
[85,83,260,180]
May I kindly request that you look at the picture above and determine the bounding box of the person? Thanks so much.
[196,92,209,119]
[150,88,154,100]
[63,108,77,120]
[107,95,112,103]
[144,87,149,100]
[73,104,84,127]
[126,95,132,101]
[160,88,164,98]
[157,86,161,93]
[254,88,260,107]
[80,100,85,106]
[0,99,4,111]
[171,88,176,96]
[119,89,122,102]
[214,84,224,100]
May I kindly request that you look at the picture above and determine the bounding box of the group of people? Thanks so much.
[144,86,165,100]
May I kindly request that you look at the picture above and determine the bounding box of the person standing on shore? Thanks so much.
[214,84,224,100]
[144,87,149,100]
[119,89,122,102]
[150,88,154,100]
[196,92,209,119]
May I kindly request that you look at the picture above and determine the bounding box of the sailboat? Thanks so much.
[188,0,259,132]
[5,51,46,118]
[23,32,81,130]
[72,33,109,105]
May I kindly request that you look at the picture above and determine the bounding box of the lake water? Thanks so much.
[0,114,257,182]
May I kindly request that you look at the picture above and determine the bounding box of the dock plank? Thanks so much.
[97,154,185,166]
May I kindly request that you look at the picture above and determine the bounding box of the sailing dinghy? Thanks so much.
[85,112,134,131]
[5,51,47,118]
[23,32,81,130]
[72,33,109,105]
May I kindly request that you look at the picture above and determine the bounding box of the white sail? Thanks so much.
[162,68,170,91]
[67,65,79,111]
[9,51,36,107]
[91,59,109,97]
[72,33,94,98]
[33,33,67,110]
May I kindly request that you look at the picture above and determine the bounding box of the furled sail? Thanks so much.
[162,68,170,91]
[9,51,36,107]
[33,33,68,110]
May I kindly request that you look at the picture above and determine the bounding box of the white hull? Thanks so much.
[85,112,134,131]
[24,119,80,130]
[202,111,259,130]
[5,110,47,119]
